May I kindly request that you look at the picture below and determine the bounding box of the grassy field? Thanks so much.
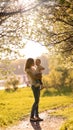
[0,87,73,130]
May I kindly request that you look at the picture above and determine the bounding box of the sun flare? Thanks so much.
[18,0,35,6]
[20,40,48,59]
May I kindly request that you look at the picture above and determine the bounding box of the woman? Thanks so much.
[25,58,43,122]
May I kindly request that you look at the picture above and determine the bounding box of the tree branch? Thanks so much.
[0,0,47,17]
[56,18,73,27]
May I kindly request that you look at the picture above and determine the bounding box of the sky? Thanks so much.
[20,40,48,59]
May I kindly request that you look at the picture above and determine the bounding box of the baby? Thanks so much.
[35,58,45,89]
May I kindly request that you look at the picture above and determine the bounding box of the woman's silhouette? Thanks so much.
[25,58,43,122]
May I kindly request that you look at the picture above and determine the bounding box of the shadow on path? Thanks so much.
[30,121,42,130]
[3,111,64,130]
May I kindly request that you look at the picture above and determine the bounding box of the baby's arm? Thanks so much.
[39,65,45,71]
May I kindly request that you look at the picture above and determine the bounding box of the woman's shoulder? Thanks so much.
[26,68,34,74]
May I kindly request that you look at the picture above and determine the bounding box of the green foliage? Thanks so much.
[43,67,73,93]
[61,120,73,130]
[56,105,73,130]
[0,0,73,60]
[0,60,15,79]
[0,87,73,127]
[0,88,33,127]
[43,54,73,92]
[5,76,20,91]
[59,0,65,4]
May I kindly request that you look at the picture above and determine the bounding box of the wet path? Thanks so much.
[3,111,64,130]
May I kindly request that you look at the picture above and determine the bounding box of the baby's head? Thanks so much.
[36,59,41,66]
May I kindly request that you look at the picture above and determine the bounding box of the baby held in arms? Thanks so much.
[32,58,45,89]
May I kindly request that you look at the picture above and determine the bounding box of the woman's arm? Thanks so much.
[26,69,42,80]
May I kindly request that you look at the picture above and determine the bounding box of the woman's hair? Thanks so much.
[25,58,34,70]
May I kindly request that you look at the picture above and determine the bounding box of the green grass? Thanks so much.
[0,87,73,130]
[0,87,33,127]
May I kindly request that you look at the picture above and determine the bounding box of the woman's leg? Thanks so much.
[30,86,40,118]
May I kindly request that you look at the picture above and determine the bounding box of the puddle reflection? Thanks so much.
[30,121,42,130]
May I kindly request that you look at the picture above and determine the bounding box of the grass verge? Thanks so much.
[0,87,73,129]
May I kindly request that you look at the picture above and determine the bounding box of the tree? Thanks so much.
[0,0,73,61]
[43,53,73,91]
[0,0,45,59]
[30,0,73,54]
[0,59,14,79]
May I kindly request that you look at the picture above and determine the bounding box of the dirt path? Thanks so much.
[1,110,64,130]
